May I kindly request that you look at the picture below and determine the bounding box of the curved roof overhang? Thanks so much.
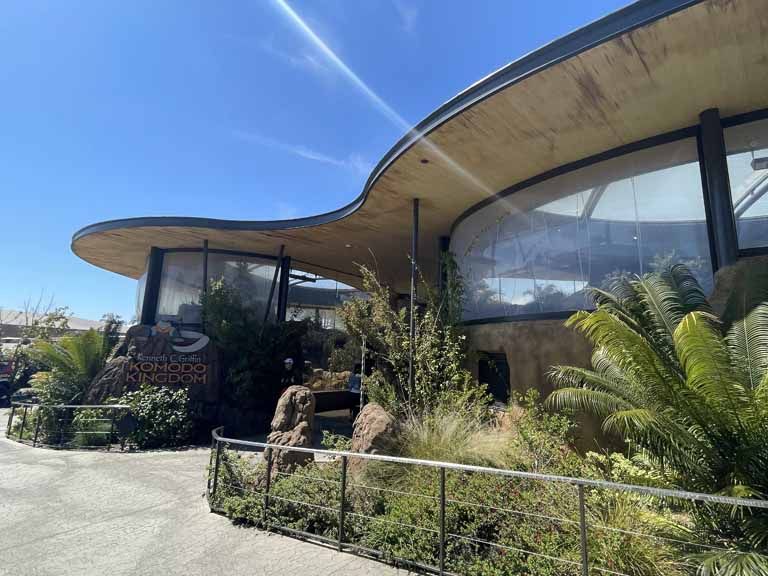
[72,0,768,292]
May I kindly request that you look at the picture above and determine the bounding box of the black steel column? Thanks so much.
[202,239,209,297]
[264,245,285,324]
[140,247,163,325]
[276,256,291,322]
[408,198,420,390]
[700,108,738,270]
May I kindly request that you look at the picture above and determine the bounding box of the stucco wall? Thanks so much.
[465,317,609,450]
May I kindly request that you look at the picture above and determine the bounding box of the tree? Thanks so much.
[547,264,768,574]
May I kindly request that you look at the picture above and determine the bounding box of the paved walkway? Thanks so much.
[0,409,402,576]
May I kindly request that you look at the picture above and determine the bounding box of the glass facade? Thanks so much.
[156,252,205,323]
[725,118,768,250]
[155,250,279,324]
[207,253,279,320]
[286,272,364,331]
[451,138,713,321]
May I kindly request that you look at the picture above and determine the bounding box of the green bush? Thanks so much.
[118,384,192,449]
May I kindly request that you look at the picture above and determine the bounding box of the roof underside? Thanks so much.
[72,0,768,292]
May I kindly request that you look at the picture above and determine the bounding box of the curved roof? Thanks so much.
[72,0,768,292]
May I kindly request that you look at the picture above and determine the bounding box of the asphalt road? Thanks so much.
[0,408,402,576]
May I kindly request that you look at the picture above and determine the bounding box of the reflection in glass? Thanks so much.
[725,118,768,250]
[207,253,278,320]
[287,272,364,331]
[451,138,713,321]
[156,252,204,323]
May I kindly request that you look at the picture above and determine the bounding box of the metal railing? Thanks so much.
[5,402,131,450]
[207,426,768,576]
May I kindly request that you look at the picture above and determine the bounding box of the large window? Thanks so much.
[156,252,204,323]
[286,271,364,331]
[155,250,280,324]
[451,138,713,321]
[725,118,768,250]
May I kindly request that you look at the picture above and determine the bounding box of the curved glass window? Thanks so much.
[451,138,713,321]
[207,253,279,319]
[725,118,768,250]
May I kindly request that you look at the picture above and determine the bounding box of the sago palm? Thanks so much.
[547,264,768,574]
[31,329,107,404]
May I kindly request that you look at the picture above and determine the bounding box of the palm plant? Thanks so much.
[30,329,107,404]
[547,264,768,574]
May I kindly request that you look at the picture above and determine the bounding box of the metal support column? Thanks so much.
[438,466,446,575]
[437,235,450,296]
[140,247,164,325]
[408,198,420,391]
[263,448,273,525]
[264,245,285,325]
[202,239,209,297]
[6,404,15,437]
[18,405,28,441]
[276,256,292,323]
[210,439,223,508]
[700,108,738,270]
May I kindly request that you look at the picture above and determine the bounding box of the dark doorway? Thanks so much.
[478,352,510,404]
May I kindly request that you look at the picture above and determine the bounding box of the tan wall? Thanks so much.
[465,318,611,451]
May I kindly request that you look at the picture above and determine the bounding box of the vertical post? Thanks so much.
[33,408,42,447]
[107,408,116,451]
[202,239,209,298]
[699,108,738,270]
[141,247,164,325]
[408,198,420,391]
[338,455,348,551]
[276,256,292,323]
[210,439,223,509]
[58,408,65,447]
[6,404,15,437]
[18,405,28,441]
[359,336,367,415]
[439,466,446,575]
[578,484,589,576]
[263,447,273,525]
[438,236,450,296]
[264,245,285,325]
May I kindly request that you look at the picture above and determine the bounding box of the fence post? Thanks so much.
[210,439,223,509]
[19,405,28,441]
[33,408,42,447]
[263,447,273,525]
[578,484,589,576]
[107,408,116,451]
[439,466,446,575]
[58,408,65,447]
[6,404,16,437]
[338,455,348,552]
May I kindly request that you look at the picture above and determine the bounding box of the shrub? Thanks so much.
[118,384,192,449]
[548,264,768,571]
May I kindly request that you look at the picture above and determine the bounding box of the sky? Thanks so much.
[0,0,629,323]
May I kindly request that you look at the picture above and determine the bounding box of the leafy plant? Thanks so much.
[548,264,768,571]
[30,329,107,404]
[201,279,308,413]
[337,258,489,417]
[118,383,192,449]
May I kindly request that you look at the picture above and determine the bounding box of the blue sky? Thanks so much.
[0,0,628,322]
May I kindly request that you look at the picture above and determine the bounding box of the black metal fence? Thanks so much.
[207,426,768,576]
[5,402,131,449]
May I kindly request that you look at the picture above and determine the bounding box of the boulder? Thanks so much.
[84,356,134,404]
[351,403,398,455]
[267,385,315,471]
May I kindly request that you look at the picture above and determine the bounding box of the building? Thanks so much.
[72,0,768,400]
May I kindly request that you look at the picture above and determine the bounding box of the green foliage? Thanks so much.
[548,264,768,571]
[71,407,113,447]
[99,313,123,362]
[337,260,489,417]
[214,398,684,576]
[321,430,352,452]
[118,383,192,449]
[30,329,107,404]
[201,279,308,410]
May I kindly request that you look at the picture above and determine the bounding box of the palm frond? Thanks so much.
[726,303,768,390]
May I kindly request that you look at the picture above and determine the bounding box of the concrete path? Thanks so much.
[0,409,403,576]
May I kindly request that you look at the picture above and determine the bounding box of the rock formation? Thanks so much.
[267,385,316,471]
[350,403,398,455]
